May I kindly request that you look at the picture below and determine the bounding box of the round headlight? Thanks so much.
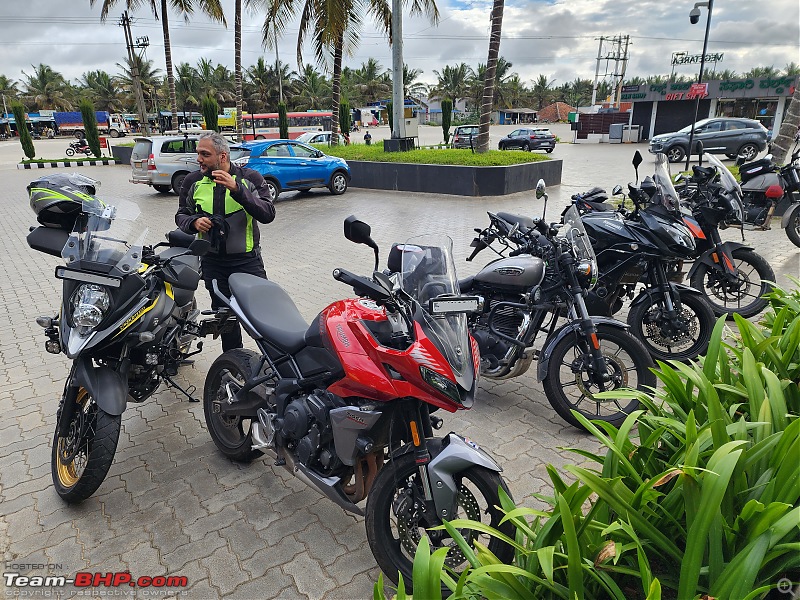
[72,284,110,334]
[575,260,598,289]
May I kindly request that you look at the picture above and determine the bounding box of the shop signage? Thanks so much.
[672,52,724,65]
[622,85,641,93]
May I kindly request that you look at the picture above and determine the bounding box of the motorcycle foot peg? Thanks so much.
[430,415,444,430]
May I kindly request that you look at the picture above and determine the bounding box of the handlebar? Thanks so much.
[332,268,391,303]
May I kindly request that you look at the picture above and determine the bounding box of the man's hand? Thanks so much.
[211,169,238,192]
[194,216,213,233]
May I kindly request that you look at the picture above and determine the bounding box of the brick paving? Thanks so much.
[0,137,797,599]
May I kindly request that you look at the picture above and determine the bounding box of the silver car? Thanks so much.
[130,135,247,194]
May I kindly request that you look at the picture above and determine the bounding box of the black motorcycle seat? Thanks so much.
[228,274,309,353]
[496,212,535,231]
[586,200,615,212]
[459,276,474,293]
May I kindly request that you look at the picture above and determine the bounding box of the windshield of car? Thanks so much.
[399,235,474,391]
[62,198,148,276]
[295,132,315,143]
[677,119,710,134]
[230,147,250,165]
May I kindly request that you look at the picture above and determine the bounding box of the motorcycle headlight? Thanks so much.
[420,366,462,404]
[71,284,110,335]
[575,259,598,289]
[667,226,694,249]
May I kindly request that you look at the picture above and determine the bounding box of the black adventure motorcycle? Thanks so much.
[26,173,213,502]
[452,180,656,429]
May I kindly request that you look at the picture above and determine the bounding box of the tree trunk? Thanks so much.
[477,0,504,153]
[161,0,178,127]
[235,0,243,137]
[770,86,800,164]
[330,36,343,146]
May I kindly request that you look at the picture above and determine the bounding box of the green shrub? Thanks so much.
[387,101,394,135]
[339,101,351,140]
[375,290,800,599]
[317,144,549,166]
[79,99,101,158]
[201,95,219,132]
[278,102,289,139]
[11,102,35,159]
[441,99,453,144]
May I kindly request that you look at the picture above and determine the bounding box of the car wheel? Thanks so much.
[725,153,738,159]
[546,147,555,153]
[666,146,686,163]
[522,142,530,151]
[74,130,84,139]
[265,179,281,200]
[255,135,266,140]
[153,185,171,194]
[737,143,759,162]
[109,130,119,138]
[171,172,188,195]
[498,143,505,150]
[328,171,348,196]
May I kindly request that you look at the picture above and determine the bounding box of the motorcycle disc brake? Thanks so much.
[573,352,628,397]
[646,306,698,349]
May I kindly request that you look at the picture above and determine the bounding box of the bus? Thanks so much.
[240,111,333,141]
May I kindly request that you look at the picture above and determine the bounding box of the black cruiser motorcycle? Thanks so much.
[453,181,656,429]
[27,173,211,502]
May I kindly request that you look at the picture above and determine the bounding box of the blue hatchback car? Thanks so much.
[232,139,351,199]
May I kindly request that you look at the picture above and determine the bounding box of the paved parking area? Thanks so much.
[0,136,797,599]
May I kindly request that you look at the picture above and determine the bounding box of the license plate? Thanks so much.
[55,266,122,288]
[429,296,480,315]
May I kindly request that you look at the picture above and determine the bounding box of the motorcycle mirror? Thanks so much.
[189,237,211,256]
[696,141,704,165]
[535,179,546,199]
[612,184,623,196]
[632,151,643,184]
[344,215,380,272]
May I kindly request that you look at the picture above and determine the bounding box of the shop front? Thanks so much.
[623,76,797,140]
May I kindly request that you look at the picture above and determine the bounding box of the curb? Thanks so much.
[17,159,117,169]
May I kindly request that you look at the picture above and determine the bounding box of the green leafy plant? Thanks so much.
[317,144,549,166]
[387,101,394,135]
[79,99,101,158]
[441,99,453,145]
[375,299,800,599]
[201,95,219,132]
[278,102,289,139]
[339,101,351,140]
[11,102,35,160]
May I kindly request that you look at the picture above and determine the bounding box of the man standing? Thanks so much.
[176,131,275,351]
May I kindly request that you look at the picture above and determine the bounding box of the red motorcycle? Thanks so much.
[202,216,513,589]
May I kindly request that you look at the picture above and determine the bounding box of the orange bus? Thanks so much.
[240,111,333,141]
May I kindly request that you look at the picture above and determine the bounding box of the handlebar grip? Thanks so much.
[332,268,359,286]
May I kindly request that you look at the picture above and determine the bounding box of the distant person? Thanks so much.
[363,131,372,145]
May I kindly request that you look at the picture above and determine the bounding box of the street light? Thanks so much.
[685,0,713,170]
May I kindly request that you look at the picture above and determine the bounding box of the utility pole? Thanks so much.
[119,11,151,135]
[615,35,630,107]
[590,36,604,107]
[391,0,406,139]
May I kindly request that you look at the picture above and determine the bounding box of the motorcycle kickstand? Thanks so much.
[162,373,199,403]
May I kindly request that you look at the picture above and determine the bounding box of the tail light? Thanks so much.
[147,154,156,170]
[765,184,784,199]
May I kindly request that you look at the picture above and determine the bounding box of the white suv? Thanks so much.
[178,123,204,132]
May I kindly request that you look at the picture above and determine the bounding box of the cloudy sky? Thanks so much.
[0,0,798,93]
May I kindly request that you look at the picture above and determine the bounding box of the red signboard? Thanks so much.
[688,83,709,98]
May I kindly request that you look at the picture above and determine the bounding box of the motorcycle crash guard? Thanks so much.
[537,317,630,382]
[781,203,800,229]
[686,241,749,280]
[71,357,128,416]
[393,433,504,520]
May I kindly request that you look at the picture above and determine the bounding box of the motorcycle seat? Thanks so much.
[584,199,616,212]
[496,212,535,231]
[228,273,309,353]
[459,276,474,293]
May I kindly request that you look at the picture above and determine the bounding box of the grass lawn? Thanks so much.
[316,144,551,166]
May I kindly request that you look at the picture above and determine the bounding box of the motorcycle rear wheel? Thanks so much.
[542,324,655,429]
[51,388,121,503]
[627,292,714,362]
[689,248,774,318]
[65,148,75,157]
[203,349,264,462]
[365,451,514,594]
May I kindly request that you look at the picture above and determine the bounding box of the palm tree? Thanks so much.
[292,63,331,110]
[530,74,555,110]
[770,86,800,164]
[80,70,126,112]
[475,0,503,153]
[0,75,20,109]
[89,0,226,130]
[743,66,780,79]
[784,62,800,77]
[174,62,201,122]
[429,63,473,106]
[21,64,72,111]
[116,55,163,112]
[195,58,235,106]
[353,59,391,104]
[403,64,427,100]
[716,69,738,80]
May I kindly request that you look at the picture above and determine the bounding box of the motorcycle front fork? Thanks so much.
[570,291,611,387]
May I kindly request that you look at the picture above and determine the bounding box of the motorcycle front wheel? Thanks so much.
[542,324,655,429]
[51,387,121,503]
[786,205,800,248]
[627,292,714,362]
[689,248,774,318]
[365,451,514,593]
[65,147,75,157]
[203,349,264,462]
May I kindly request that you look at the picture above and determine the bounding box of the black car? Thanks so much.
[649,117,769,163]
[498,128,556,152]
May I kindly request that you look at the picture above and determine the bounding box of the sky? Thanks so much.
[0,0,798,96]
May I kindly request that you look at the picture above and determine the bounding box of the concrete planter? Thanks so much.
[111,145,133,165]
[348,159,562,196]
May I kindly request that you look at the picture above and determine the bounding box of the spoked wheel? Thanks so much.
[627,292,714,362]
[689,248,775,318]
[51,388,121,503]
[366,451,514,593]
[203,349,263,462]
[542,324,655,429]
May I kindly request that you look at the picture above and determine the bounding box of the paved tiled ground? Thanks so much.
[1,137,797,599]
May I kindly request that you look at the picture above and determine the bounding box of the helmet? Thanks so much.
[28,173,103,229]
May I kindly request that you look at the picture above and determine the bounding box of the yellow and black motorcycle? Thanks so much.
[27,173,211,502]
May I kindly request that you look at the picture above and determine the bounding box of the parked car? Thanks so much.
[498,128,556,152]
[451,125,480,149]
[649,117,769,163]
[130,135,248,194]
[233,139,351,198]
[295,130,347,145]
[178,123,204,132]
